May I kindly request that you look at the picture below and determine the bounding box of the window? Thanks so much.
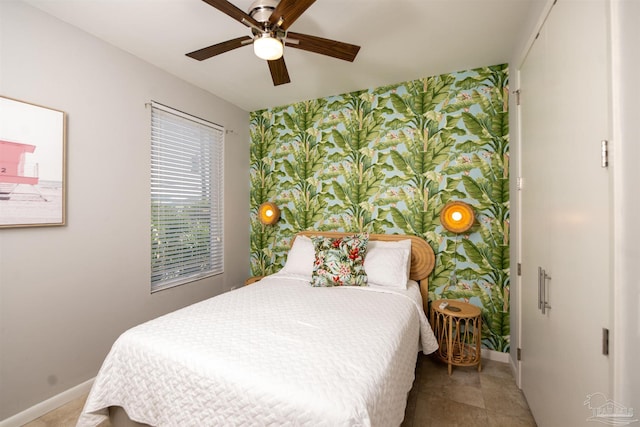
[150,102,224,292]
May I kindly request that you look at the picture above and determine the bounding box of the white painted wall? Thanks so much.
[0,1,250,421]
[611,0,640,414]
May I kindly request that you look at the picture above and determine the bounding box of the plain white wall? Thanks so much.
[0,1,250,420]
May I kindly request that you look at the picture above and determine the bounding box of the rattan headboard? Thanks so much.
[296,231,435,311]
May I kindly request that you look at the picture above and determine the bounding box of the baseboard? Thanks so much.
[0,378,94,427]
[481,348,511,364]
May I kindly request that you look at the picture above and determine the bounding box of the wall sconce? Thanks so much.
[440,201,474,289]
[258,202,280,225]
[440,201,474,234]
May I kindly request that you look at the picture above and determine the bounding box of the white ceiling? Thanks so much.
[24,0,542,112]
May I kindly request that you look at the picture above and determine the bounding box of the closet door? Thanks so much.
[519,1,611,426]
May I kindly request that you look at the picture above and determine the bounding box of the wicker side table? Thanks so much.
[430,299,482,375]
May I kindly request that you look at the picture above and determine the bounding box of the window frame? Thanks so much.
[150,101,224,293]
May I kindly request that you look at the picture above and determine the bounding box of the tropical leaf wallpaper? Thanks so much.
[249,64,510,352]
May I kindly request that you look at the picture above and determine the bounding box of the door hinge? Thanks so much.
[517,263,522,276]
[601,140,609,168]
[516,177,523,190]
[517,347,522,361]
[514,89,521,106]
[602,328,609,355]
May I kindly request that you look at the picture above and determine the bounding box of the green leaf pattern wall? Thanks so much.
[250,64,510,352]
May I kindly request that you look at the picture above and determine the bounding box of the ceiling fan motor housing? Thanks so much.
[248,0,279,24]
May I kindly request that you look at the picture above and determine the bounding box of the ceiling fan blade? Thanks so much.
[186,36,252,61]
[269,0,316,31]
[201,0,261,28]
[268,57,291,86]
[286,32,360,62]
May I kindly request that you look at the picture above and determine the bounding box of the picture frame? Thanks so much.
[0,96,66,228]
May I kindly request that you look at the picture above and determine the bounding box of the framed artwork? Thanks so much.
[0,96,66,228]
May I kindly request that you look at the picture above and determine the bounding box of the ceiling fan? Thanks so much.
[186,0,361,86]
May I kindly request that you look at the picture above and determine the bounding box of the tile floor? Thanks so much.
[23,354,536,427]
[403,354,537,426]
[21,394,108,427]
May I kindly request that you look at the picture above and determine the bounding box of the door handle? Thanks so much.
[538,267,552,314]
[538,267,543,310]
[542,269,551,314]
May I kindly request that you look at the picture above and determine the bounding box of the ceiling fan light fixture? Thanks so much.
[253,34,283,60]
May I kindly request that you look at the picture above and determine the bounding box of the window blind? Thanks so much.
[150,102,224,292]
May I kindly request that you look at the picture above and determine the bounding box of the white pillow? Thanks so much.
[365,239,412,289]
[281,235,314,278]
[368,239,412,275]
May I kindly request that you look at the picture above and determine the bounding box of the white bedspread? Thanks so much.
[77,274,438,427]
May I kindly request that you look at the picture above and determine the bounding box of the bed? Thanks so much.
[77,232,438,427]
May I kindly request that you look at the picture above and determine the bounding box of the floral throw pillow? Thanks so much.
[311,234,369,287]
